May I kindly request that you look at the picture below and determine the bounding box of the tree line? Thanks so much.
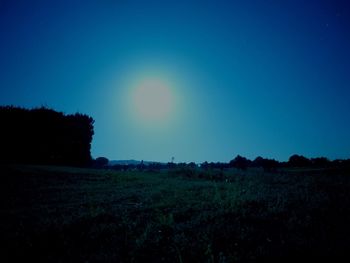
[204,154,349,171]
[227,154,350,171]
[2,105,348,170]
[98,154,350,172]
[0,106,94,166]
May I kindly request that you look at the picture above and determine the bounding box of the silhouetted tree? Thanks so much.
[311,157,330,167]
[229,155,251,170]
[252,156,264,167]
[252,156,279,171]
[288,154,311,167]
[0,106,94,166]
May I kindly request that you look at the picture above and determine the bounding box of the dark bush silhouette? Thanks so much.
[200,161,228,170]
[311,157,331,167]
[0,105,94,166]
[288,154,311,167]
[229,155,251,170]
[252,156,279,171]
[93,157,109,168]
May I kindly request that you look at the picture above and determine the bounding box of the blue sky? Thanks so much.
[1,0,350,162]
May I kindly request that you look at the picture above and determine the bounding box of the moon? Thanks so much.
[131,78,175,123]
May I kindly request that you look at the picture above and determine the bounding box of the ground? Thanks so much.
[1,164,350,262]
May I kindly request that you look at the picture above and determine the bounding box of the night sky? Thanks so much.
[1,0,350,163]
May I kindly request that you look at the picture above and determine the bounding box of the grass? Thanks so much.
[1,164,350,262]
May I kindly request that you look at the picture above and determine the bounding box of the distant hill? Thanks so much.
[108,160,164,166]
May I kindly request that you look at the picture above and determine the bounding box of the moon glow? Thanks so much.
[131,78,175,123]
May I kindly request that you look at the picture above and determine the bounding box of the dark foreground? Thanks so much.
[1,165,350,262]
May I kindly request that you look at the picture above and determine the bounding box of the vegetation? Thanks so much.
[0,106,94,166]
[1,106,350,261]
[1,164,350,262]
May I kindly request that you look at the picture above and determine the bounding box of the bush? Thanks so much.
[93,157,109,168]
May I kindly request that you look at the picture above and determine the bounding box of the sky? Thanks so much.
[0,0,350,163]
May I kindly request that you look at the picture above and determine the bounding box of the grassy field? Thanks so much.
[1,164,350,262]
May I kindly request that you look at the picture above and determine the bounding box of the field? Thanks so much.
[1,164,350,262]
